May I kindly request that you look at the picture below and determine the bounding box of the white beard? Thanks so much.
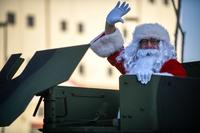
[116,40,177,75]
[125,49,162,74]
[128,56,156,74]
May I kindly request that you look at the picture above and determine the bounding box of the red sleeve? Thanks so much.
[160,59,187,77]
[107,50,126,74]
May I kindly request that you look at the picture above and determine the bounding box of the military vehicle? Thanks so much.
[0,44,200,133]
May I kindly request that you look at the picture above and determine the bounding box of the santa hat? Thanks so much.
[132,23,170,43]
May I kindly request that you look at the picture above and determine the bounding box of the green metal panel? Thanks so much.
[43,126,119,133]
[183,61,200,78]
[0,44,89,126]
[41,74,200,133]
[156,75,200,130]
[0,54,24,103]
[119,75,200,132]
[0,53,24,81]
[120,75,160,132]
[43,86,119,133]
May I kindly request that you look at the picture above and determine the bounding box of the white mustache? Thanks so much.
[136,49,160,58]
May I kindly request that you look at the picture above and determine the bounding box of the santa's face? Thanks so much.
[139,38,160,49]
[125,44,162,74]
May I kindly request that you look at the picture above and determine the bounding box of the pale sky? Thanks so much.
[181,0,200,62]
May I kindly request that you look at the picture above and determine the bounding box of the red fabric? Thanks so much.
[107,49,126,74]
[160,59,187,77]
[107,52,187,77]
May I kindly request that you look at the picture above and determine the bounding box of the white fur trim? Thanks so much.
[90,29,124,57]
[132,23,170,43]
[154,72,174,76]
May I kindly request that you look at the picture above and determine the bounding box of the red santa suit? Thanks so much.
[90,23,187,78]
[107,50,187,77]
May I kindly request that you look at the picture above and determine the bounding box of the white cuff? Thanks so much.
[90,29,124,57]
[154,72,174,76]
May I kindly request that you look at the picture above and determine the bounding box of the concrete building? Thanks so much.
[0,0,177,133]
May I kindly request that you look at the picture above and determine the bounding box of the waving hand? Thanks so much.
[106,1,131,25]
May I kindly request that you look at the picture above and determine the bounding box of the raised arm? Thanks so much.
[105,1,131,34]
[90,1,131,58]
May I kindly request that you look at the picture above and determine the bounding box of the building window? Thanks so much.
[38,107,44,117]
[107,67,113,77]
[77,23,84,33]
[61,20,67,31]
[149,0,155,4]
[123,28,128,38]
[7,12,15,25]
[27,15,35,27]
[78,64,85,75]
[163,0,169,6]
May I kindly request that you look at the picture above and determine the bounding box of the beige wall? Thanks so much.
[0,28,4,68]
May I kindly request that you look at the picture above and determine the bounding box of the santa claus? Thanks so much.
[90,1,187,84]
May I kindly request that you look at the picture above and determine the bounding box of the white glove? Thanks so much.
[136,70,153,84]
[106,1,131,25]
